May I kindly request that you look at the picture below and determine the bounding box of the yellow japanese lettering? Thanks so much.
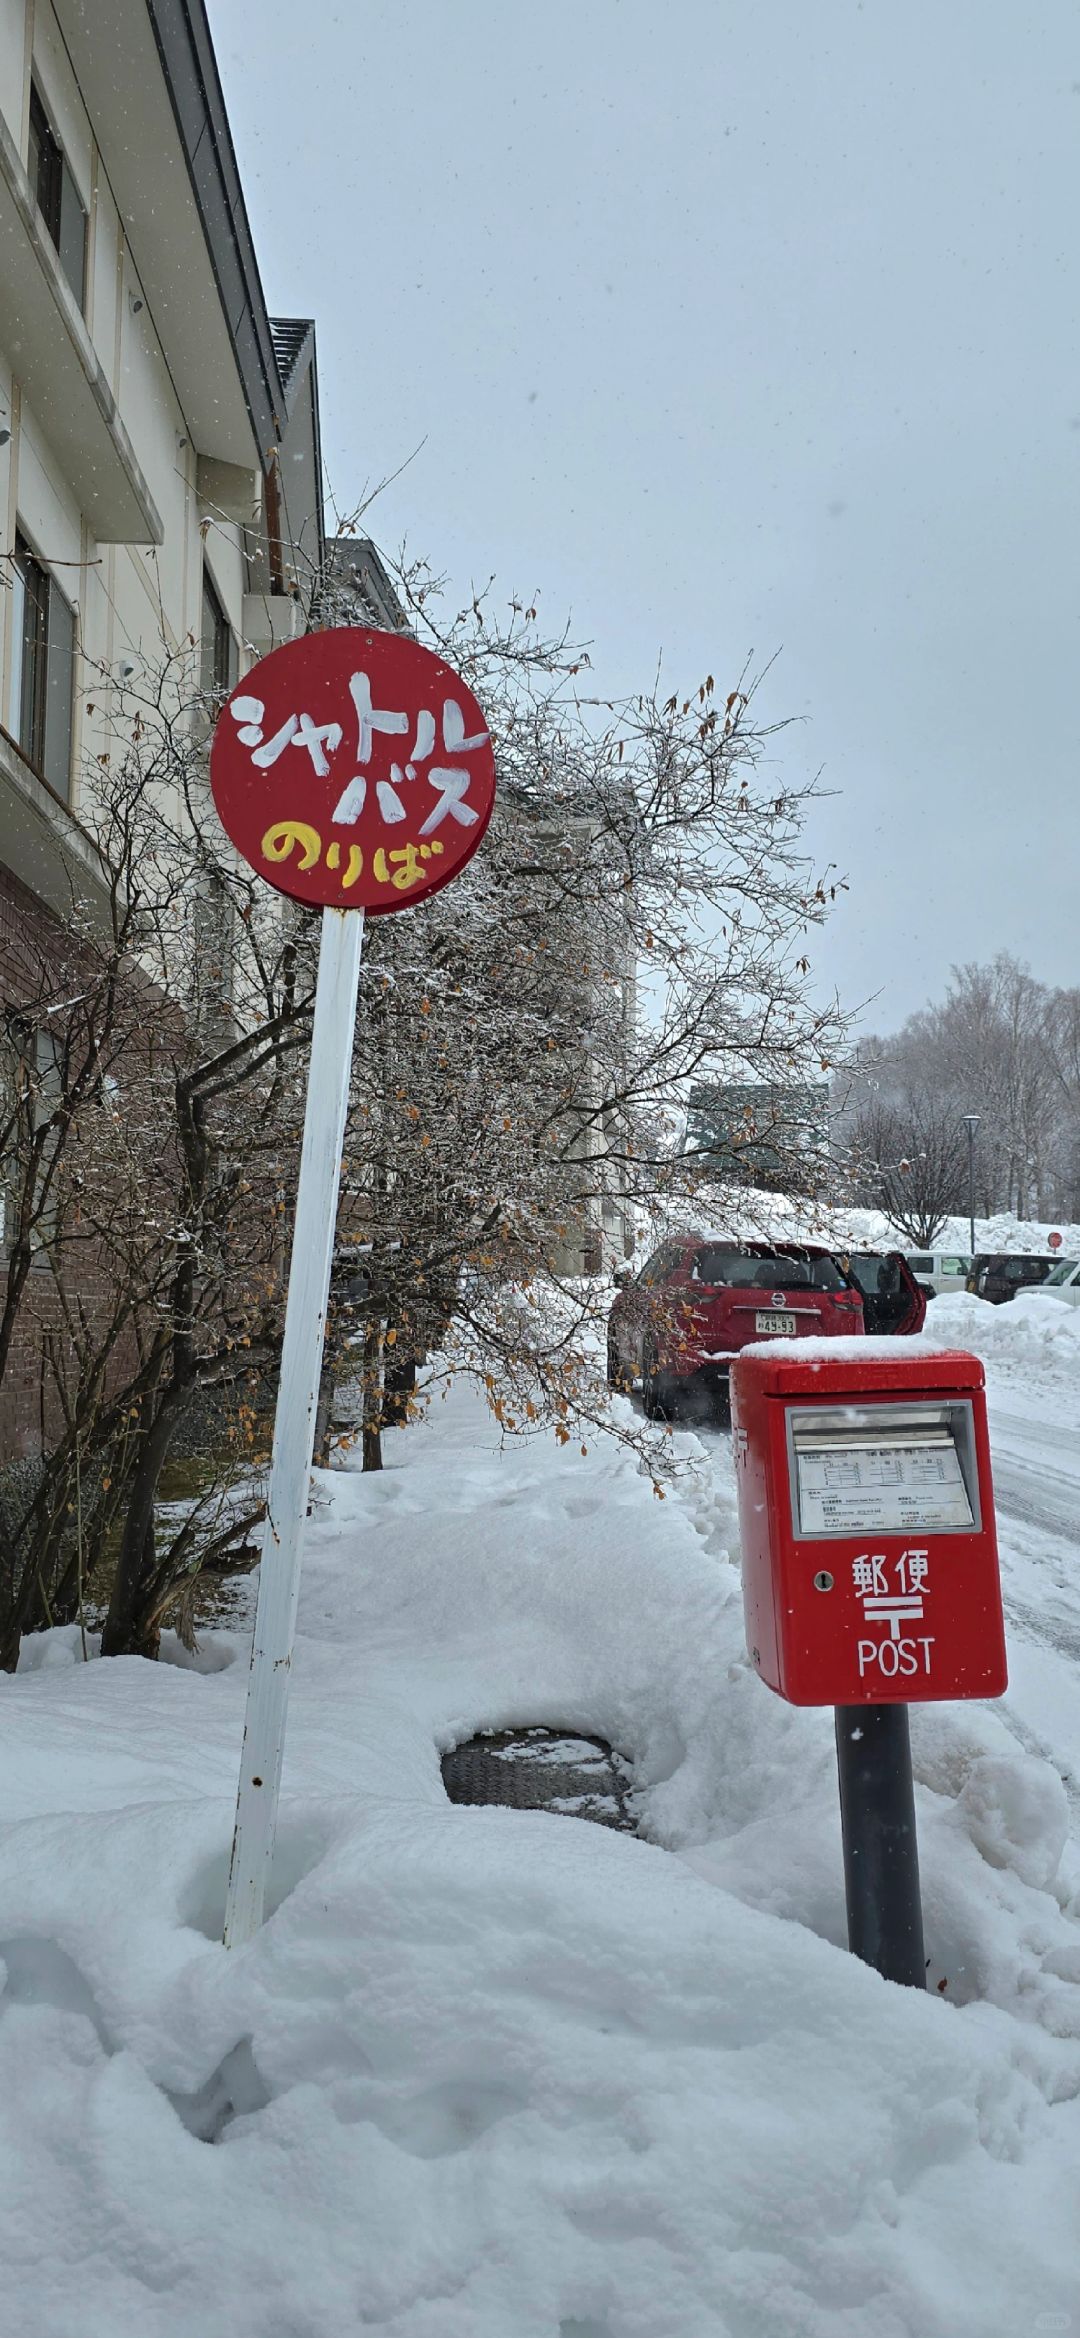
[261,820,321,871]
[373,838,445,890]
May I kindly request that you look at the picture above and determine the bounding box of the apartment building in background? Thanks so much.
[0,0,324,1451]
[683,1078,832,1196]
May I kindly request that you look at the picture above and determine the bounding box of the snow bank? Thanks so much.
[840,1207,1080,1259]
[927,1289,1080,1392]
[3,1384,1080,2335]
[657,1181,1080,1254]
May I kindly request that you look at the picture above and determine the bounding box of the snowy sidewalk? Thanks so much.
[3,1375,1080,2336]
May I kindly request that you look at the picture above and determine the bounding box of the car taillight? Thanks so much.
[834,1290,862,1310]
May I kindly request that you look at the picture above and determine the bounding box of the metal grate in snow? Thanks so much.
[441,1728,636,1832]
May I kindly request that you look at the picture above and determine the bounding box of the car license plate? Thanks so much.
[755,1310,797,1335]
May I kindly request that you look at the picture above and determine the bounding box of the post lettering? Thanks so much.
[857,1635,934,1680]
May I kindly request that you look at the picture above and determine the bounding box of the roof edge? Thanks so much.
[144,0,285,461]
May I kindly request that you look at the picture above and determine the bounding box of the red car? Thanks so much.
[607,1235,865,1419]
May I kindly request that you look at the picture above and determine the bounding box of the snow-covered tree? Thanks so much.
[317,543,848,1463]
[0,651,315,1667]
[839,953,1079,1233]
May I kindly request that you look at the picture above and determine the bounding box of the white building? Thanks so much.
[0,0,323,933]
[0,0,324,1458]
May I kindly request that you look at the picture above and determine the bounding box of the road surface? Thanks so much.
[986,1393,1080,1805]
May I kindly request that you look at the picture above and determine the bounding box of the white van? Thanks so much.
[904,1250,972,1297]
[1038,1257,1080,1306]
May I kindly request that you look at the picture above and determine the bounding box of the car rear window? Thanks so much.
[844,1254,898,1296]
[909,1256,933,1274]
[692,1247,846,1291]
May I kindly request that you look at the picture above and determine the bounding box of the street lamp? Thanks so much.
[962,1116,981,1258]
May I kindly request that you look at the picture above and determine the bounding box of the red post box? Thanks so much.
[730,1345,1007,1707]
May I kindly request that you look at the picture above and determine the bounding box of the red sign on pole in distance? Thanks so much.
[1049,1231,1063,1252]
[210,627,496,913]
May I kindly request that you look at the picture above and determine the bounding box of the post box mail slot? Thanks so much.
[730,1345,1007,1706]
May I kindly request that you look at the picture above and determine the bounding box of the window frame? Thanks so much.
[0,1019,65,1261]
[200,567,237,705]
[27,80,87,310]
[9,529,76,802]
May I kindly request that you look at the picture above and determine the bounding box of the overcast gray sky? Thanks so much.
[212,0,1079,1030]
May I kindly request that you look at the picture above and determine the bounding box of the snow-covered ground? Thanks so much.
[927,1291,1080,1841]
[834,1208,1080,1259]
[643,1186,1080,1268]
[832,1206,1075,1262]
[5,1299,1080,2336]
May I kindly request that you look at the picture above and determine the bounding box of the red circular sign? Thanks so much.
[210,628,496,912]
[1049,1230,1063,1251]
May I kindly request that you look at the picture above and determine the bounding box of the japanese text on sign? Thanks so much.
[210,628,498,915]
[228,673,487,868]
[260,825,445,894]
[852,1548,935,1679]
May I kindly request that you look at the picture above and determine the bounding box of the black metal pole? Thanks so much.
[967,1122,975,1259]
[834,1704,926,1988]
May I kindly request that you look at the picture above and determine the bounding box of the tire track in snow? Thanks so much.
[984,1406,1080,1806]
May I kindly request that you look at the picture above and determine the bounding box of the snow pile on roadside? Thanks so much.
[928,1289,1080,1394]
[645,1186,1080,1262]
[841,1208,1080,1259]
[3,1384,1080,2335]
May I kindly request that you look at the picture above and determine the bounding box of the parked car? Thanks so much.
[903,1249,971,1297]
[833,1251,927,1336]
[1035,1257,1080,1305]
[607,1235,864,1419]
[965,1254,1061,1304]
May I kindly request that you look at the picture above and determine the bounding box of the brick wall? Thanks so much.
[1,860,288,1468]
[0,866,134,1461]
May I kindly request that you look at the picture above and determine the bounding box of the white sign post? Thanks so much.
[223,906,364,1948]
[211,624,497,1949]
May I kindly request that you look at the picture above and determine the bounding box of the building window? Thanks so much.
[0,1021,65,1258]
[28,1027,64,1254]
[8,532,76,801]
[28,82,87,310]
[193,869,237,1019]
[200,569,236,703]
